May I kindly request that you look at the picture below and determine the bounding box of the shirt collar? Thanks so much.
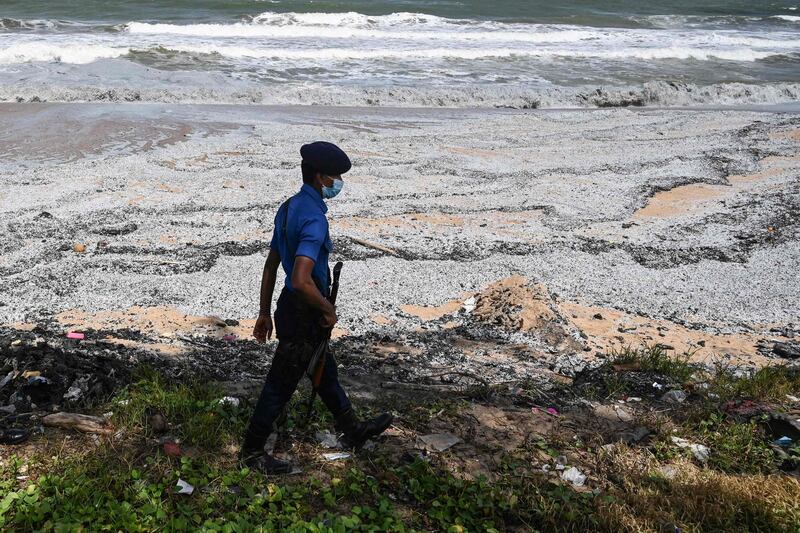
[300,183,327,214]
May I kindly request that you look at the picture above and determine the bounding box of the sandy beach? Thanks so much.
[0,101,798,380]
[4,1,800,527]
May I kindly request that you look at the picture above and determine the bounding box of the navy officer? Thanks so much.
[241,141,393,474]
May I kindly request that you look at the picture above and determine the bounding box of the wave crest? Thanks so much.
[2,81,799,109]
[0,43,128,64]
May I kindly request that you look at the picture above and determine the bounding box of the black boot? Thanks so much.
[239,434,293,475]
[239,445,293,475]
[335,409,393,449]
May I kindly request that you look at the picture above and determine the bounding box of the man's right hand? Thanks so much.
[253,313,273,343]
[320,306,338,329]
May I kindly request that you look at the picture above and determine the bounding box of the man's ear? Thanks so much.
[317,173,332,187]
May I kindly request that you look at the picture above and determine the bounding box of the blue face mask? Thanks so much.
[321,178,344,199]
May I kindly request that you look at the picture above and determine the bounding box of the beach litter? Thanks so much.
[163,441,183,457]
[661,390,687,403]
[0,371,16,391]
[66,332,86,340]
[462,296,476,313]
[323,452,351,461]
[416,432,461,452]
[63,376,90,402]
[315,430,341,449]
[561,467,587,487]
[762,412,800,441]
[0,428,29,445]
[617,426,651,444]
[774,436,793,447]
[176,479,194,495]
[218,396,240,407]
[532,406,559,417]
[671,436,710,463]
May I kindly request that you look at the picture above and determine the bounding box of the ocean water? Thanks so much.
[1,0,799,107]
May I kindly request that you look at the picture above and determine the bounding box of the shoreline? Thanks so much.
[3,99,800,116]
[1,101,799,375]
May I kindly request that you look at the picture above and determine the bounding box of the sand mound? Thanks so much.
[473,276,555,330]
[472,276,581,349]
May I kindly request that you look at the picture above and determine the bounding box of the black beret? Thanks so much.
[300,141,351,175]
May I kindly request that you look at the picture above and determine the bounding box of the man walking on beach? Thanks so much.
[240,141,393,474]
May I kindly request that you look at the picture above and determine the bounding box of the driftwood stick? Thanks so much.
[349,237,399,257]
[415,371,490,386]
[43,412,115,435]
[380,381,465,392]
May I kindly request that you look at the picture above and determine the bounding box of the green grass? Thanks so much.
[694,414,775,474]
[610,344,696,382]
[0,440,593,532]
[652,412,777,475]
[111,367,249,450]
[708,363,800,402]
[0,369,589,532]
[2,364,800,532]
[1,449,406,532]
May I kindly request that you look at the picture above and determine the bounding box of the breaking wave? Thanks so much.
[0,18,103,31]
[2,81,799,109]
[1,10,798,110]
[772,15,800,22]
[0,43,128,64]
[155,44,788,62]
[122,11,800,53]
[124,20,598,43]
[0,18,61,30]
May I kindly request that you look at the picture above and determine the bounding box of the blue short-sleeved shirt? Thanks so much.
[270,184,332,296]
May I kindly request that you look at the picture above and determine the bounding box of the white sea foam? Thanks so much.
[0,38,789,67]
[248,11,470,28]
[0,18,59,30]
[773,15,800,22]
[0,18,100,31]
[120,11,800,63]
[125,21,600,44]
[123,14,800,48]
[2,80,799,109]
[0,43,128,64]
[157,44,784,62]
